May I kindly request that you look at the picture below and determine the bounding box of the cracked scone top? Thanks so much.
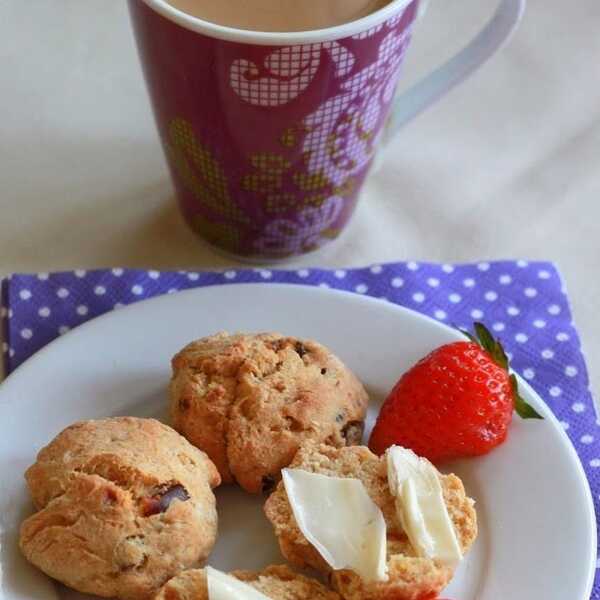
[169,332,369,493]
[264,443,478,600]
[155,564,342,599]
[20,417,220,600]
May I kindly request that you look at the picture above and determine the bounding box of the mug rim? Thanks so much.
[140,0,414,45]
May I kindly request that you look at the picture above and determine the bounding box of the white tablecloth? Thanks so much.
[1,0,598,401]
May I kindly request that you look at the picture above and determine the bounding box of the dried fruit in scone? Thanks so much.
[20,417,220,600]
[169,332,369,493]
[264,443,478,600]
[155,564,342,599]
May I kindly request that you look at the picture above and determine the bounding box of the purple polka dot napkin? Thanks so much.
[1,261,598,596]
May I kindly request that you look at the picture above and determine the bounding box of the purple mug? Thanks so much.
[129,0,525,260]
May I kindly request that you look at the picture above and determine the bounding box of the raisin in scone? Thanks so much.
[264,443,477,600]
[20,417,220,600]
[155,564,342,599]
[169,333,369,493]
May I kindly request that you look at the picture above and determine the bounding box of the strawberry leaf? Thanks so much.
[461,323,544,420]
[474,322,496,354]
[511,374,544,419]
[458,328,478,343]
[473,322,509,370]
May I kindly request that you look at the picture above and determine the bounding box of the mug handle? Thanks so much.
[387,0,526,134]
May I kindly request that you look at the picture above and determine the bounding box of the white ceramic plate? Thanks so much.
[0,284,595,600]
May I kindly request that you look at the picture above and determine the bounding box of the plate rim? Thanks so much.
[0,282,596,598]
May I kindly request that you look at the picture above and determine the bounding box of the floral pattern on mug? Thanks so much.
[242,149,357,216]
[231,19,414,193]
[254,195,344,256]
[302,27,413,186]
[167,118,249,225]
[230,42,355,107]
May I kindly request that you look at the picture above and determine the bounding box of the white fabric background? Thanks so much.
[1,0,598,401]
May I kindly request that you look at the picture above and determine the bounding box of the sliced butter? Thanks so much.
[282,468,388,582]
[206,566,270,600]
[386,446,463,567]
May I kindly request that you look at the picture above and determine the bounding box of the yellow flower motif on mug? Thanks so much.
[242,154,291,194]
[191,214,240,252]
[167,118,248,225]
[243,146,355,216]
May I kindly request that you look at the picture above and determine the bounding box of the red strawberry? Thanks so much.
[369,323,542,462]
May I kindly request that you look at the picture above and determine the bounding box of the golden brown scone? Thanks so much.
[155,564,342,599]
[169,332,369,493]
[20,417,221,600]
[264,443,477,600]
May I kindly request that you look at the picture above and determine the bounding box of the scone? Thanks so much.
[169,332,369,493]
[264,443,478,600]
[155,564,342,599]
[20,417,221,600]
